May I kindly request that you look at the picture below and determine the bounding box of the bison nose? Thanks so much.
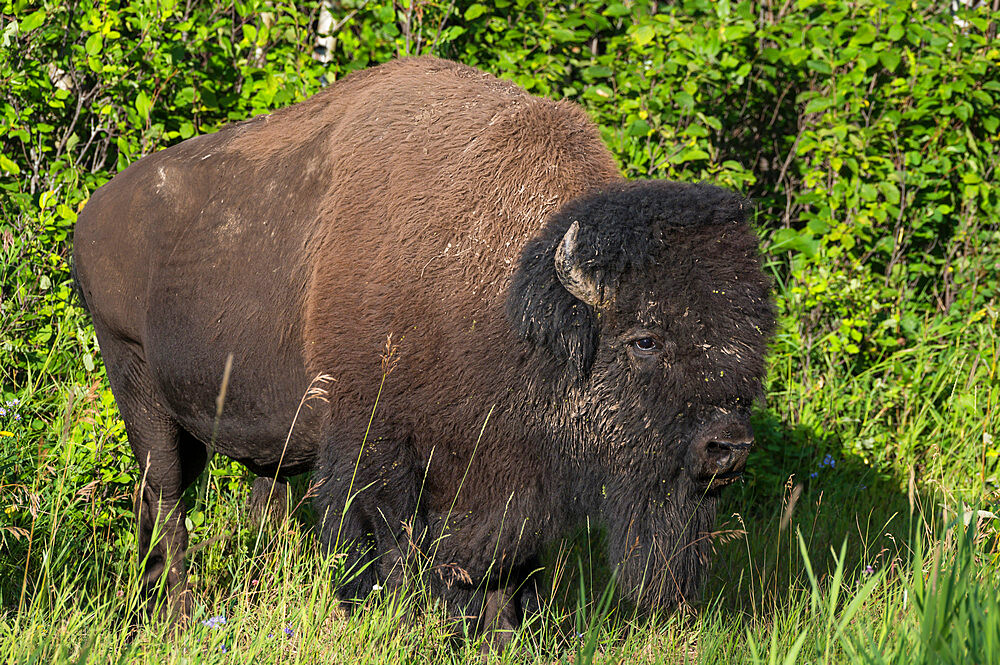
[688,427,753,488]
[704,439,751,475]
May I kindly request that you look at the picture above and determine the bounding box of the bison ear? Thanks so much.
[506,223,600,377]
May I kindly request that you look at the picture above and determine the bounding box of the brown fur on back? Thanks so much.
[261,58,622,381]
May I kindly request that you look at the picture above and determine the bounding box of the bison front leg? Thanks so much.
[423,522,541,646]
[314,427,426,603]
[315,458,380,602]
[428,585,525,652]
[477,576,540,652]
[602,485,717,616]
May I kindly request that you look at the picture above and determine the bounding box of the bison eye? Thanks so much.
[630,337,661,354]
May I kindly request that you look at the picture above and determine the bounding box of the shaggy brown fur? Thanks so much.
[72,57,774,640]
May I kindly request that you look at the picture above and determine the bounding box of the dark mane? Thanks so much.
[507,181,755,376]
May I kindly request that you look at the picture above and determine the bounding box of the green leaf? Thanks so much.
[723,23,753,41]
[770,227,798,251]
[879,182,901,205]
[39,190,56,209]
[464,4,488,21]
[627,119,650,136]
[85,32,103,56]
[879,51,901,71]
[56,204,76,220]
[874,236,894,254]
[604,2,630,17]
[804,97,832,114]
[175,87,196,106]
[583,65,613,79]
[583,84,613,101]
[135,91,151,120]
[806,59,832,75]
[807,218,830,235]
[672,147,710,163]
[0,153,19,175]
[784,47,809,65]
[550,28,576,42]
[633,25,655,47]
[852,23,876,45]
[19,9,46,32]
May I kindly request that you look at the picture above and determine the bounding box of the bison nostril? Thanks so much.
[715,451,733,470]
[706,441,735,471]
[704,440,751,475]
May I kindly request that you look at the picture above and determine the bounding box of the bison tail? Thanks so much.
[69,258,91,315]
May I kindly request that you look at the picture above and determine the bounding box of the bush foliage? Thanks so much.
[5,0,998,353]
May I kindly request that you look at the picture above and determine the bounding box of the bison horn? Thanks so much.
[555,220,603,306]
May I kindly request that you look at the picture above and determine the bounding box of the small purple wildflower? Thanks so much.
[810,454,837,478]
[0,401,21,420]
[284,624,294,638]
[219,645,228,653]
[268,633,274,639]
[202,615,226,628]
[864,565,875,575]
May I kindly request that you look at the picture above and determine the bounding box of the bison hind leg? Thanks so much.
[96,328,207,622]
[248,475,290,527]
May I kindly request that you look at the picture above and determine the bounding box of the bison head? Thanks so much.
[508,180,774,614]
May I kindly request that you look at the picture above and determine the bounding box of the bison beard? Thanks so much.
[72,57,773,643]
[601,479,717,613]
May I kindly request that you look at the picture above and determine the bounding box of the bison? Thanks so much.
[72,57,774,639]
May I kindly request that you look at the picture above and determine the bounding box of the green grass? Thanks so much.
[2,287,998,663]
[2,484,999,664]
